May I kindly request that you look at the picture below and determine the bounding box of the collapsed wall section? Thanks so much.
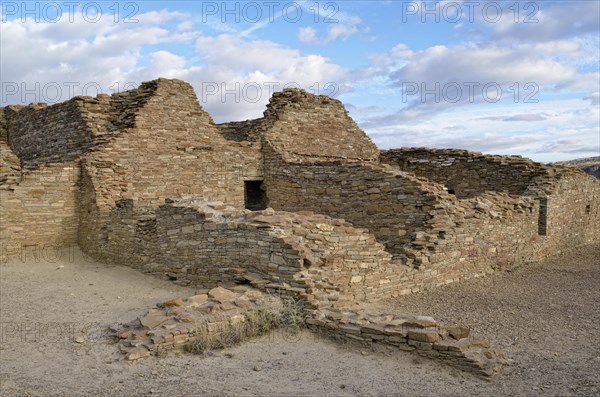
[381,148,548,198]
[92,199,412,308]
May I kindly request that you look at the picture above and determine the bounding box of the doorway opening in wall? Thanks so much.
[244,180,268,211]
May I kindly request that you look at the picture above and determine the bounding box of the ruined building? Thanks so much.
[1,78,599,375]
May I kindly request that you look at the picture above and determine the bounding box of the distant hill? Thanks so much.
[551,156,600,180]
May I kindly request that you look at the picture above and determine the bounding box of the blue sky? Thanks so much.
[1,1,599,162]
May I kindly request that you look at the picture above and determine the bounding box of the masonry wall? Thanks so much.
[263,146,444,257]
[92,199,415,308]
[78,79,262,259]
[102,202,302,288]
[380,148,548,198]
[542,172,600,251]
[404,192,544,271]
[0,131,22,189]
[88,197,550,308]
[0,161,80,257]
[3,78,598,302]
[3,101,93,169]
[82,79,262,210]
[262,89,379,162]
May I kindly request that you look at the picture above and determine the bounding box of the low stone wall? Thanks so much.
[80,196,545,308]
[306,309,506,378]
[0,161,80,258]
[114,286,506,378]
[113,286,284,361]
[86,199,404,308]
[380,148,548,198]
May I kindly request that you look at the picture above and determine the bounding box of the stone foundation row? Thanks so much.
[112,286,507,379]
[305,309,507,379]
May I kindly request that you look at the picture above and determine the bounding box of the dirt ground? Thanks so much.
[0,245,598,397]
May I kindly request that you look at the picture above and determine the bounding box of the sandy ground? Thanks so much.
[0,245,598,397]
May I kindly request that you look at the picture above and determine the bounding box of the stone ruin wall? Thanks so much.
[90,197,528,308]
[81,79,262,210]
[0,105,82,257]
[263,149,546,292]
[3,101,93,169]
[381,148,600,258]
[0,107,22,188]
[93,198,405,308]
[258,92,551,284]
[403,192,543,272]
[76,79,262,259]
[539,172,600,252]
[259,90,436,258]
[380,148,548,198]
[261,89,379,162]
[0,161,80,254]
[1,79,265,260]
[1,78,598,297]
[263,152,438,258]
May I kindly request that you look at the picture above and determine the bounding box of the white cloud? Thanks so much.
[486,1,600,43]
[187,34,348,121]
[0,9,197,103]
[296,14,363,45]
[390,43,576,88]
[0,10,347,123]
[298,26,320,45]
[359,99,599,162]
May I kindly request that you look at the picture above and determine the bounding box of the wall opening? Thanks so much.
[585,204,591,214]
[244,180,268,211]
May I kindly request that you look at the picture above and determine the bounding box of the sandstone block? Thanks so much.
[447,325,470,340]
[360,323,386,335]
[159,297,184,308]
[186,294,209,307]
[208,287,237,302]
[140,313,169,329]
[402,316,437,329]
[407,329,439,343]
[126,347,150,361]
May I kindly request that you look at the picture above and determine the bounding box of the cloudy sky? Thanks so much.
[1,0,598,162]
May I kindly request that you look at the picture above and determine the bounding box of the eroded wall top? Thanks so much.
[381,148,553,198]
[262,89,379,162]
